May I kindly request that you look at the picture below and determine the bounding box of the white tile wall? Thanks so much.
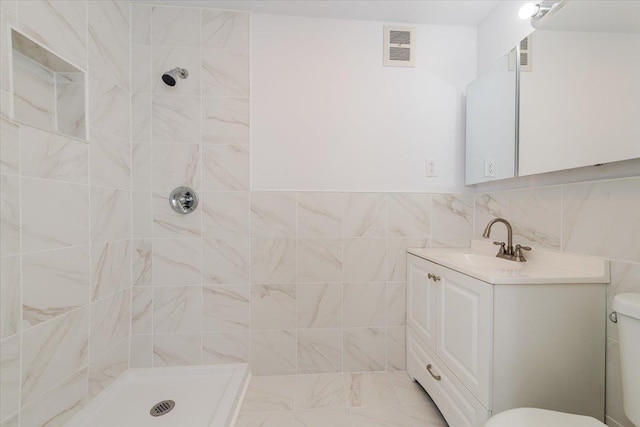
[0,2,132,425]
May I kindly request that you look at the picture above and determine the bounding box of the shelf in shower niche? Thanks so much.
[10,29,87,141]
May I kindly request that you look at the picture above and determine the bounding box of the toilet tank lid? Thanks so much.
[613,293,640,320]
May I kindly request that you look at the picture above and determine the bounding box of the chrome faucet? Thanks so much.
[482,218,531,262]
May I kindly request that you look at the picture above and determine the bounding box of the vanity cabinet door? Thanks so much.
[436,267,493,408]
[407,254,438,349]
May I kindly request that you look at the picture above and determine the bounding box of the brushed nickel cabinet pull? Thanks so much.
[426,364,442,381]
[427,273,441,281]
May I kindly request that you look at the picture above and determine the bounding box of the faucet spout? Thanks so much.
[483,218,514,255]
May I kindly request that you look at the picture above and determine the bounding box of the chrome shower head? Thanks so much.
[162,67,189,86]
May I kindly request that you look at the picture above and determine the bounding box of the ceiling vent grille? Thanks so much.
[384,26,415,67]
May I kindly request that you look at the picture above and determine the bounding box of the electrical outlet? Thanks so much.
[425,159,438,177]
[484,159,496,178]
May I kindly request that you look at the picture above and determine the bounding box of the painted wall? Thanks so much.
[251,14,477,192]
[477,0,533,73]
[0,1,132,425]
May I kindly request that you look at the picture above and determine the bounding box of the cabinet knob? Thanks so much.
[426,364,442,381]
[428,273,441,282]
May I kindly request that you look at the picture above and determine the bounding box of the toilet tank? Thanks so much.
[613,293,640,426]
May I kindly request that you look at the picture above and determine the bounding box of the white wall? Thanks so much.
[477,0,533,73]
[251,14,477,192]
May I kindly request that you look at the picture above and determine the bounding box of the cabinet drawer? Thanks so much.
[407,330,490,427]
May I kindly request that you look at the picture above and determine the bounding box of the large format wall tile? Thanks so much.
[251,330,297,375]
[152,143,201,190]
[152,238,202,286]
[343,238,387,282]
[17,0,87,68]
[0,334,20,420]
[89,290,130,360]
[297,283,342,329]
[0,118,19,175]
[251,284,296,330]
[297,192,342,238]
[153,191,202,238]
[89,129,131,189]
[343,193,388,237]
[91,240,131,300]
[152,6,200,47]
[202,97,250,145]
[202,239,251,285]
[431,193,473,240]
[203,145,250,191]
[90,74,130,139]
[153,333,201,367]
[563,178,640,262]
[21,307,89,405]
[202,192,251,238]
[153,286,202,333]
[0,256,20,339]
[388,193,430,237]
[131,4,151,45]
[297,238,342,283]
[0,174,20,256]
[20,125,88,184]
[89,1,130,90]
[252,238,296,284]
[88,337,128,398]
[90,187,130,243]
[201,10,249,52]
[202,49,249,97]
[343,283,386,327]
[343,328,386,372]
[297,329,342,374]
[203,285,250,332]
[203,331,250,365]
[22,178,89,252]
[152,96,201,143]
[20,368,88,427]
[22,246,90,328]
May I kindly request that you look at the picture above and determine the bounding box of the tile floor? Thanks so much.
[235,371,448,427]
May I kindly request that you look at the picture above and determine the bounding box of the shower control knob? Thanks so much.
[169,186,199,214]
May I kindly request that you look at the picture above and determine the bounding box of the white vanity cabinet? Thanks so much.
[406,245,608,427]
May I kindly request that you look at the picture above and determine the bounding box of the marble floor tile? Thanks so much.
[388,372,434,405]
[294,373,348,410]
[404,403,447,426]
[235,411,295,427]
[351,405,413,427]
[343,372,400,407]
[294,408,352,427]
[241,375,296,412]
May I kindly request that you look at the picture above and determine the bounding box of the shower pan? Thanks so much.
[64,364,250,427]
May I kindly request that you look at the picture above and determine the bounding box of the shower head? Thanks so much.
[162,67,189,86]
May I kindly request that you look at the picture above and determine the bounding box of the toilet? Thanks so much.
[486,293,640,427]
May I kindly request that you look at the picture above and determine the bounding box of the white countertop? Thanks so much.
[408,240,610,285]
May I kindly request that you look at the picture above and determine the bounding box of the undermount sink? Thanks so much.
[436,253,524,270]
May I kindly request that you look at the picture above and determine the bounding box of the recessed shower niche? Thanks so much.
[10,29,86,140]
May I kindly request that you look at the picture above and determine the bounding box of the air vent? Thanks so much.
[508,36,532,72]
[383,26,415,67]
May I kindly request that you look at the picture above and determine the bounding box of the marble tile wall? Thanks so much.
[0,1,132,426]
[128,4,477,378]
[474,176,640,427]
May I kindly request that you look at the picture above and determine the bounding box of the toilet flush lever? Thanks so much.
[609,312,618,323]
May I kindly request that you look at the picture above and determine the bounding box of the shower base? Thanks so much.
[65,364,250,427]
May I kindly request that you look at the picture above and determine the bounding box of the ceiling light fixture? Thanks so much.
[518,1,561,20]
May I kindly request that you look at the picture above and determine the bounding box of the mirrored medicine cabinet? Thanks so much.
[465,0,640,185]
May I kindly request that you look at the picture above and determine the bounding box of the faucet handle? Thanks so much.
[514,244,531,262]
[493,241,506,254]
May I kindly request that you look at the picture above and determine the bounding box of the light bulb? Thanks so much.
[518,2,540,19]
